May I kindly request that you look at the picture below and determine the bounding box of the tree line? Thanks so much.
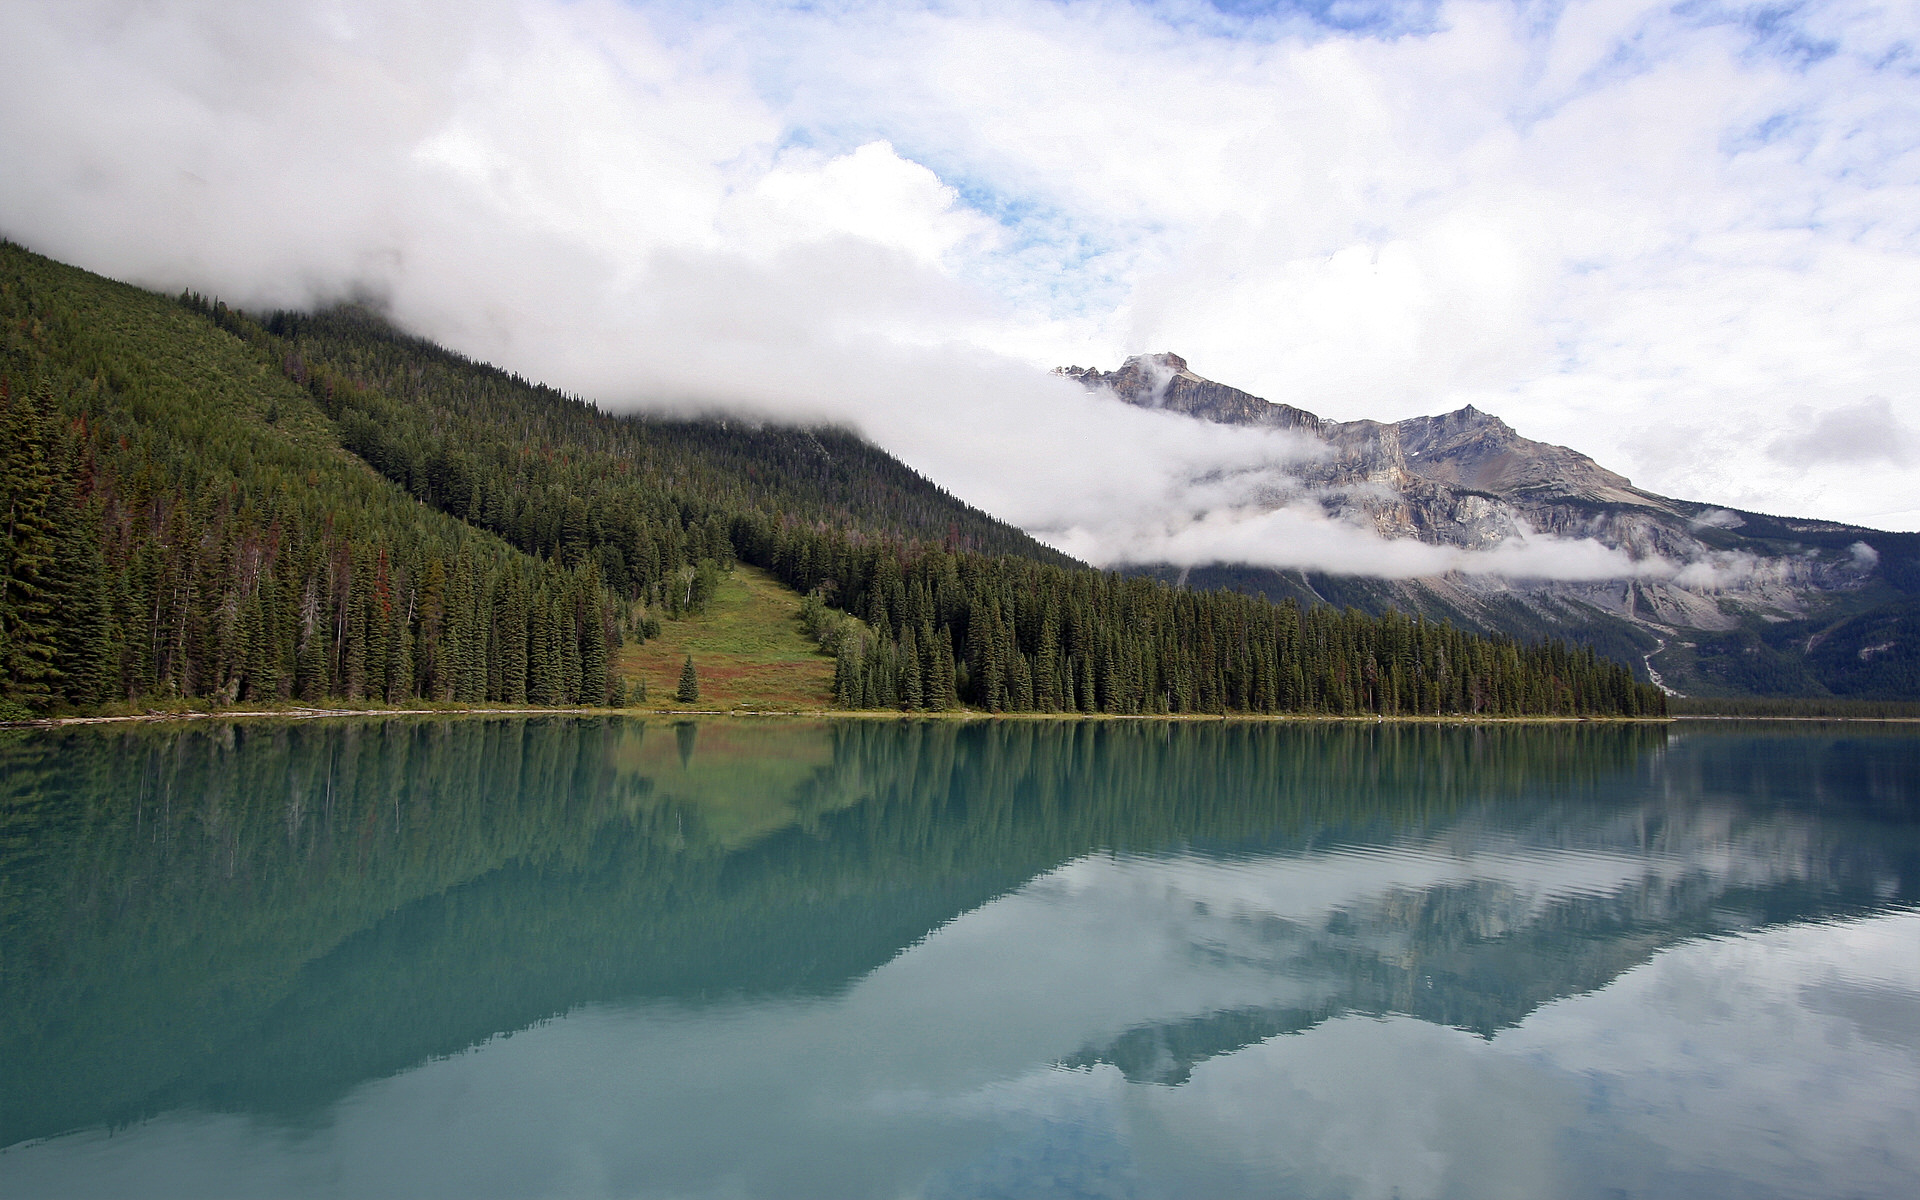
[740,517,1662,716]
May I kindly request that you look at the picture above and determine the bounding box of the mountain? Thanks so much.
[1,242,1655,719]
[1062,353,1920,699]
[260,305,1077,570]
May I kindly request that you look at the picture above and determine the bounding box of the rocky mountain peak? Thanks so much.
[1390,405,1633,499]
[1063,355,1636,503]
[1059,352,1328,434]
[1055,352,1909,697]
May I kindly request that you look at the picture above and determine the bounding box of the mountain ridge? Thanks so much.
[1062,352,1919,699]
[1067,351,1686,512]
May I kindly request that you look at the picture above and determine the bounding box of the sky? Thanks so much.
[2,0,1918,569]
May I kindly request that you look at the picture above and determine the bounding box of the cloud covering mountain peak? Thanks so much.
[2,0,1916,543]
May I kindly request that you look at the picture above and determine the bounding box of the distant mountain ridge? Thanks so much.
[1062,352,1920,699]
[1063,351,1649,503]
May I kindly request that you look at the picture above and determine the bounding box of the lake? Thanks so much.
[1,716,1916,1199]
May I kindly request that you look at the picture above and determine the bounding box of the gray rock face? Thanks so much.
[1061,352,1331,434]
[1060,353,1912,695]
[1064,351,1644,515]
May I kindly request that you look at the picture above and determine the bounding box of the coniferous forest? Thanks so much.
[0,242,1663,719]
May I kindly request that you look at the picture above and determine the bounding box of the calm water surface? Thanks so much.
[1,717,1917,1199]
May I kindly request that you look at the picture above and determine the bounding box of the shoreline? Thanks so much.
[7,705,1917,731]
[0,706,1751,725]
[1667,713,1920,723]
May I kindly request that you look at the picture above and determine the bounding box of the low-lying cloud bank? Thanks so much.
[1041,484,1766,585]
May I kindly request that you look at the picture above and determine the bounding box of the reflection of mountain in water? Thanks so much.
[2,718,1915,1145]
[1061,737,1919,1085]
[1062,843,1867,1086]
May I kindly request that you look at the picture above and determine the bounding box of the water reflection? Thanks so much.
[1,718,1916,1198]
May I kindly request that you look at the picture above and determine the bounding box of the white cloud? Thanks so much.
[1,0,1917,566]
[728,142,997,268]
[1767,396,1914,467]
[1045,494,1769,583]
[1690,508,1746,530]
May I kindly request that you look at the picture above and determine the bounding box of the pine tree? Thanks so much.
[342,553,369,701]
[835,635,862,707]
[500,576,529,703]
[580,594,608,705]
[900,624,923,710]
[417,556,448,699]
[529,592,563,705]
[385,591,414,704]
[560,604,583,704]
[676,654,699,704]
[54,495,115,707]
[296,579,330,701]
[0,382,66,710]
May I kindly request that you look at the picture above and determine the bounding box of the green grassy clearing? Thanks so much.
[618,565,836,711]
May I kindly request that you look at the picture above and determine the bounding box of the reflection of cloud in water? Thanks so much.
[6,854,1916,1199]
[4,723,1914,1198]
[949,912,1920,1200]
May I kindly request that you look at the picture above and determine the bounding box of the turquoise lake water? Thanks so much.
[1,717,1916,1198]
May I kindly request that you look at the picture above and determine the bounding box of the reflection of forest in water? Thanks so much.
[2,718,1915,1146]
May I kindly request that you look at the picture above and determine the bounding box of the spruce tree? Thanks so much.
[385,596,414,703]
[529,592,564,705]
[834,636,861,707]
[933,633,958,710]
[560,606,583,704]
[580,597,608,705]
[54,496,115,707]
[342,554,370,701]
[296,582,330,701]
[500,576,529,703]
[676,654,699,704]
[900,624,923,710]
[0,382,65,709]
[364,565,390,704]
[417,557,448,699]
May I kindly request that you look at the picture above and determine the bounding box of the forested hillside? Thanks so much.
[0,242,1662,718]
[257,306,1073,576]
[0,243,624,715]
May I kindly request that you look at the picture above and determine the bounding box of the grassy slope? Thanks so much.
[618,565,836,711]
